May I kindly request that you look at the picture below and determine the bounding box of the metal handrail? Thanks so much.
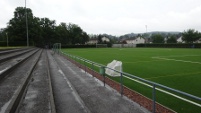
[60,51,201,113]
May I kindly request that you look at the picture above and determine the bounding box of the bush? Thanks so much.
[0,41,7,46]
[62,44,96,48]
[136,43,201,48]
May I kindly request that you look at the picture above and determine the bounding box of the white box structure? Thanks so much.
[105,60,122,77]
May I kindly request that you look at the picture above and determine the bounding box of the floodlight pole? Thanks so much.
[145,25,147,33]
[25,0,29,47]
[145,25,147,44]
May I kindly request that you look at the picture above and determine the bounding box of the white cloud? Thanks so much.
[1,0,201,35]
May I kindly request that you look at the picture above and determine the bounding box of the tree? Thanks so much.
[67,23,87,44]
[182,29,201,43]
[98,35,103,44]
[167,35,177,43]
[82,32,89,44]
[7,7,34,44]
[0,28,6,42]
[3,7,89,46]
[40,18,57,45]
[151,34,164,43]
[55,22,70,44]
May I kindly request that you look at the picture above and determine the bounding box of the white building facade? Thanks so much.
[125,37,145,44]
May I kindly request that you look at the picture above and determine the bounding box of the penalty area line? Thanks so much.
[152,57,201,64]
[124,76,201,107]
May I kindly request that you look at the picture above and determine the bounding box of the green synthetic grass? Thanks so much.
[62,48,201,113]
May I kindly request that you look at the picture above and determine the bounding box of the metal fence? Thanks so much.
[53,49,201,113]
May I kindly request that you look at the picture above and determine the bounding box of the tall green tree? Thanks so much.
[151,34,164,43]
[167,35,177,43]
[40,18,56,45]
[55,22,70,44]
[0,28,6,41]
[7,7,34,43]
[182,29,201,43]
[67,23,89,44]
[3,7,89,46]
[98,35,103,43]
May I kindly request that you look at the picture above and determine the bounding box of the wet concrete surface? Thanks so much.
[18,51,51,113]
[0,49,150,113]
[48,51,89,113]
[51,51,150,113]
[0,50,41,113]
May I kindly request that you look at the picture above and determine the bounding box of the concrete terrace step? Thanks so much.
[49,50,150,113]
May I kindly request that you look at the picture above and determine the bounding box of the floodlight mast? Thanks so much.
[25,0,29,47]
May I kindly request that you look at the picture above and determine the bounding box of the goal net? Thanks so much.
[53,43,61,54]
[96,44,108,48]
[105,60,122,77]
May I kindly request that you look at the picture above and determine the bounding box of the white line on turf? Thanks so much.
[153,55,201,58]
[124,76,201,107]
[124,60,162,64]
[145,71,201,80]
[152,57,201,64]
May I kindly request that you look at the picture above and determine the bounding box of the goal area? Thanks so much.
[96,44,108,48]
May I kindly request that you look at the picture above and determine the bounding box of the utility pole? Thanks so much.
[145,25,147,43]
[145,25,147,34]
[25,0,29,47]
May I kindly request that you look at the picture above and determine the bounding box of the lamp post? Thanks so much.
[6,33,8,47]
[25,0,29,47]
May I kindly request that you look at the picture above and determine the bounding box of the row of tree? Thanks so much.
[0,7,89,46]
[0,7,201,46]
[151,29,201,43]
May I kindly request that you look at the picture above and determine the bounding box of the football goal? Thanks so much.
[96,44,108,48]
[53,43,61,54]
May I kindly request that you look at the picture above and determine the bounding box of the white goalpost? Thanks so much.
[96,43,108,48]
[53,43,61,54]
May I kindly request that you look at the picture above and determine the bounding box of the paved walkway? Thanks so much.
[48,51,150,113]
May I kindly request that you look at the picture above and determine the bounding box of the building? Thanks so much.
[87,39,98,44]
[177,36,184,43]
[125,37,145,44]
[87,37,110,44]
[101,37,110,42]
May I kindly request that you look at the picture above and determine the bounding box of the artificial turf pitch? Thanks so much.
[62,48,201,113]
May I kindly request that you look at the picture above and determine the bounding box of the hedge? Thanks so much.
[136,43,201,48]
[0,41,34,47]
[61,44,96,48]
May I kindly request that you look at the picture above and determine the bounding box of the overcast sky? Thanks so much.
[1,0,201,35]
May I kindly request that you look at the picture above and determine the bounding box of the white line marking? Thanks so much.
[153,55,201,58]
[124,60,162,64]
[124,76,201,107]
[152,57,201,64]
[145,72,201,79]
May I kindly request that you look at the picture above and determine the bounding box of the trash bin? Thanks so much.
[99,66,105,75]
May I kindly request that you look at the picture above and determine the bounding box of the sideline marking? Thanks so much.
[124,76,201,107]
[124,60,162,64]
[152,57,201,64]
[153,55,201,58]
[145,71,201,80]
